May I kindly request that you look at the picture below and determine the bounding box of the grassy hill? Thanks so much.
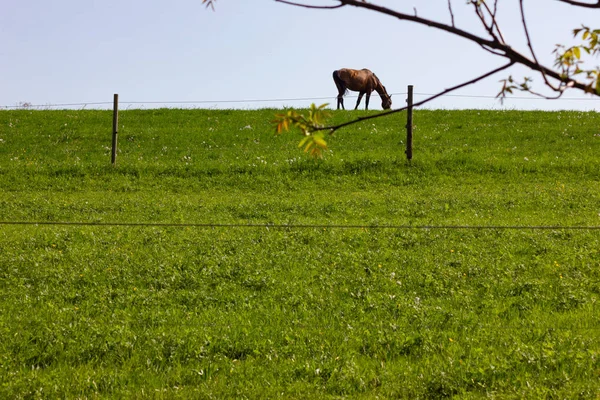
[1,108,599,397]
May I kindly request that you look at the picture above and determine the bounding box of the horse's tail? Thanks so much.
[332,70,348,95]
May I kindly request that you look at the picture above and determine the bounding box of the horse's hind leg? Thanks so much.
[354,93,364,110]
[333,70,346,110]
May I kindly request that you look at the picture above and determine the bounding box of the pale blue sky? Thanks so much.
[1,0,599,110]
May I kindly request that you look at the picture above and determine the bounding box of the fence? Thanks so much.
[3,89,600,231]
[105,88,417,166]
[1,220,600,230]
[2,92,600,110]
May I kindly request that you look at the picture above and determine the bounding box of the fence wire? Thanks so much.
[2,92,599,109]
[2,94,598,231]
[1,221,600,230]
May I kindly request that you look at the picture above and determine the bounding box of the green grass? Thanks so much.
[1,108,600,398]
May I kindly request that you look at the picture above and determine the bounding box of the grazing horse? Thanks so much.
[332,68,392,110]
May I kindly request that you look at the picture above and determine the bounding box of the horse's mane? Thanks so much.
[372,73,387,94]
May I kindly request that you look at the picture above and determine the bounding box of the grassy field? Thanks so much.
[1,108,600,398]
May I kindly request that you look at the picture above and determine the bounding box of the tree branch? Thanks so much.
[556,0,600,8]
[470,1,499,42]
[519,0,558,91]
[319,62,515,134]
[266,0,599,157]
[334,0,596,95]
[479,0,506,43]
[524,87,566,100]
[447,0,455,27]
[274,0,344,9]
[337,0,498,49]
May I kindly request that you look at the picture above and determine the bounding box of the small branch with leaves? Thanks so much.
[272,104,332,158]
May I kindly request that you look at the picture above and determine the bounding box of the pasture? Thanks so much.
[1,108,600,398]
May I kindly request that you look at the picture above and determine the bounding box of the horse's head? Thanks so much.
[381,94,392,110]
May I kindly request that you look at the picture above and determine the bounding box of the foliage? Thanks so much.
[556,26,600,94]
[1,108,600,397]
[273,103,331,158]
[501,25,600,99]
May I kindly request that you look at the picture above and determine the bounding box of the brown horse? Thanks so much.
[332,68,392,110]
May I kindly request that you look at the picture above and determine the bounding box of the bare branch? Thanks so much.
[469,1,505,44]
[447,0,455,27]
[337,0,498,50]
[471,1,495,40]
[480,0,506,43]
[492,0,499,19]
[202,0,216,11]
[526,87,566,100]
[319,62,516,134]
[333,0,596,96]
[519,0,558,91]
[555,0,600,8]
[477,43,507,57]
[274,0,344,9]
[275,0,598,100]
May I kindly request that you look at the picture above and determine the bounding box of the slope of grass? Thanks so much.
[1,108,599,398]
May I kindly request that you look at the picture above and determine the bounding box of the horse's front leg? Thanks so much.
[354,93,364,110]
[365,93,371,110]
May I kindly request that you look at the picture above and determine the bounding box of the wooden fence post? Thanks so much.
[111,94,119,166]
[405,85,413,161]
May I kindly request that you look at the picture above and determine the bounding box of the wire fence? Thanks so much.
[2,91,600,110]
[2,221,600,230]
[2,91,599,231]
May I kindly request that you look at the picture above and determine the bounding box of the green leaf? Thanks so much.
[314,137,327,149]
[298,136,311,149]
[304,139,313,153]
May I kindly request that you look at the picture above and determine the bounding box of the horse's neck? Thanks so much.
[369,74,384,95]
[374,80,388,97]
